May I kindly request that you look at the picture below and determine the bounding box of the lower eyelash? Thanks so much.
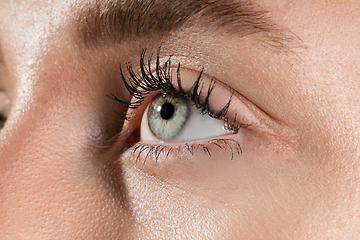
[128,139,242,165]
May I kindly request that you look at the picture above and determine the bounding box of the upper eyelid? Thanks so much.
[110,48,258,136]
[113,47,212,112]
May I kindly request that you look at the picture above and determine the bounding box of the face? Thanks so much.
[1,0,360,238]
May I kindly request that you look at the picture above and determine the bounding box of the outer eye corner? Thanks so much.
[0,91,11,132]
[0,117,5,131]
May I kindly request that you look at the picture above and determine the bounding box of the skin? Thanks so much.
[1,0,360,239]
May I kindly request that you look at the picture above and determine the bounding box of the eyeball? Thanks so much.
[141,93,229,143]
[146,93,191,141]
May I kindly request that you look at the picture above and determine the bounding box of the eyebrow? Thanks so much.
[79,0,290,48]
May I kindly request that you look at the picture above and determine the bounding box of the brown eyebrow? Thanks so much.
[79,0,292,49]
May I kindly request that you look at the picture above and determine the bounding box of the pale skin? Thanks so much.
[1,0,360,239]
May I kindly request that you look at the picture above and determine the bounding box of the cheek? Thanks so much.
[123,165,231,238]
[0,103,133,237]
[120,127,334,238]
[122,154,314,239]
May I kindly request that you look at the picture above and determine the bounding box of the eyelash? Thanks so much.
[111,47,246,131]
[132,138,243,164]
[111,47,249,163]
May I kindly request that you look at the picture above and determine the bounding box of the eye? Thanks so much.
[112,48,254,163]
[140,92,230,142]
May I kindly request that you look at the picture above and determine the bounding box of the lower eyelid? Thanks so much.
[122,137,243,166]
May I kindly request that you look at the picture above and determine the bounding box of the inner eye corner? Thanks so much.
[124,126,141,147]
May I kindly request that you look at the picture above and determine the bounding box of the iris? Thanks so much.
[148,93,191,141]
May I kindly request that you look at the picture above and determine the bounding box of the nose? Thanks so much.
[0,79,134,238]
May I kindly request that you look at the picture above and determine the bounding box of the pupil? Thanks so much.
[160,103,175,120]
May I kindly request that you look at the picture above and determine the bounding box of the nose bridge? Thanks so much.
[0,1,137,237]
[0,90,133,238]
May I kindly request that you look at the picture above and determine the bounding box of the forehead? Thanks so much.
[0,0,359,80]
[0,0,297,59]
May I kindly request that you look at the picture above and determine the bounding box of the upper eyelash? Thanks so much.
[110,46,249,131]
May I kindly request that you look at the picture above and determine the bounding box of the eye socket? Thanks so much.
[140,92,230,143]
